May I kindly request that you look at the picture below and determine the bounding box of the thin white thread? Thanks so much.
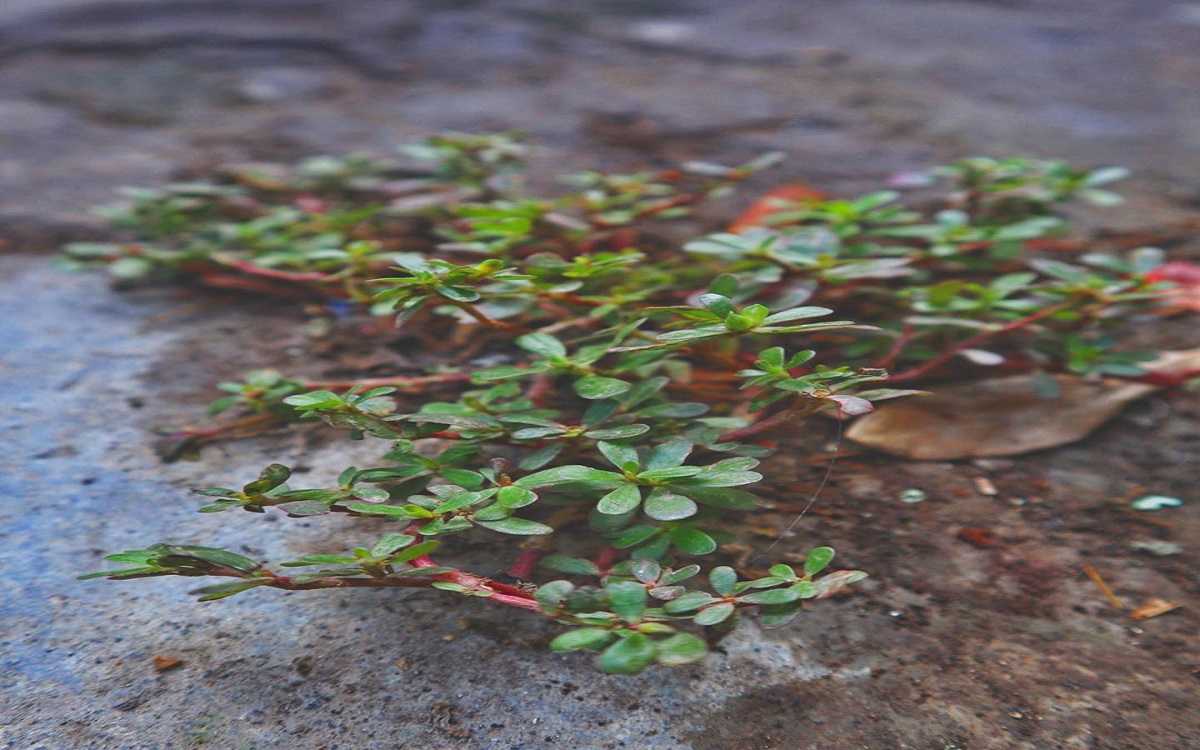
[747,415,843,565]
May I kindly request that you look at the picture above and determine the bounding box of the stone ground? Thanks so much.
[2,1,1199,748]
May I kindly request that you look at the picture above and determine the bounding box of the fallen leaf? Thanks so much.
[1130,598,1182,620]
[727,182,826,233]
[1137,347,1200,387]
[846,374,1156,459]
[152,656,183,672]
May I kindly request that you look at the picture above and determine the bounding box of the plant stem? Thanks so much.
[449,300,528,333]
[507,549,544,580]
[887,302,1071,383]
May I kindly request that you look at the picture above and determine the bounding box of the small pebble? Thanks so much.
[1130,540,1184,556]
[1131,495,1183,510]
[973,477,998,496]
[899,488,927,504]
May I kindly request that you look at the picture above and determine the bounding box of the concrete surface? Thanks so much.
[2,1,1199,748]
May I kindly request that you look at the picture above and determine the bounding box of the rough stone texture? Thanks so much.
[2,2,1199,749]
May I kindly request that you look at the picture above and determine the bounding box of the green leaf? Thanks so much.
[584,424,650,440]
[242,463,292,494]
[699,293,737,318]
[645,440,693,470]
[541,556,602,576]
[762,306,833,324]
[496,486,537,508]
[709,566,737,596]
[371,534,416,557]
[608,524,660,550]
[804,546,836,576]
[282,391,342,409]
[78,566,166,580]
[629,558,662,583]
[598,441,640,469]
[193,487,238,498]
[599,633,657,675]
[670,527,717,555]
[606,580,648,620]
[637,402,708,419]
[517,332,567,358]
[198,500,245,513]
[390,540,442,564]
[190,579,272,602]
[654,633,708,666]
[518,443,563,470]
[436,284,481,302]
[662,564,700,585]
[738,588,801,605]
[680,486,759,510]
[476,517,554,535]
[757,602,804,629]
[643,489,698,521]
[165,546,260,573]
[344,502,431,518]
[694,602,736,626]
[638,466,702,481]
[551,628,614,652]
[663,591,719,613]
[515,465,624,489]
[574,376,631,400]
[351,487,391,503]
[511,426,566,440]
[687,470,763,487]
[597,484,642,515]
[535,580,575,612]
[280,554,358,567]
[473,366,535,381]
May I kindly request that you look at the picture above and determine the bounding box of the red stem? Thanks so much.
[887,303,1071,383]
[873,322,916,370]
[214,258,332,283]
[507,549,544,580]
[718,407,803,442]
[594,546,617,572]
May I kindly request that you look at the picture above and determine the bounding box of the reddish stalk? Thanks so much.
[507,549,544,580]
[212,258,333,283]
[225,523,546,613]
[886,303,1071,383]
[449,300,528,333]
[718,407,805,443]
[526,372,554,408]
[872,322,916,370]
[594,546,618,573]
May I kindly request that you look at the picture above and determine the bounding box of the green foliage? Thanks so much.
[71,134,1173,674]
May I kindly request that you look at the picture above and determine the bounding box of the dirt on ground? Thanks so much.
[2,2,1199,749]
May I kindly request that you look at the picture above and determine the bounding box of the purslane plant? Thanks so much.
[73,134,1178,673]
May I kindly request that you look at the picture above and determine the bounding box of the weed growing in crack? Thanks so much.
[70,133,1176,673]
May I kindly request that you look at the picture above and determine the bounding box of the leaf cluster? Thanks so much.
[73,135,1177,674]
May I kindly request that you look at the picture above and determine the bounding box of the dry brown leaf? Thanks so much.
[1130,598,1182,620]
[846,374,1157,459]
[1141,347,1200,377]
[152,656,183,672]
